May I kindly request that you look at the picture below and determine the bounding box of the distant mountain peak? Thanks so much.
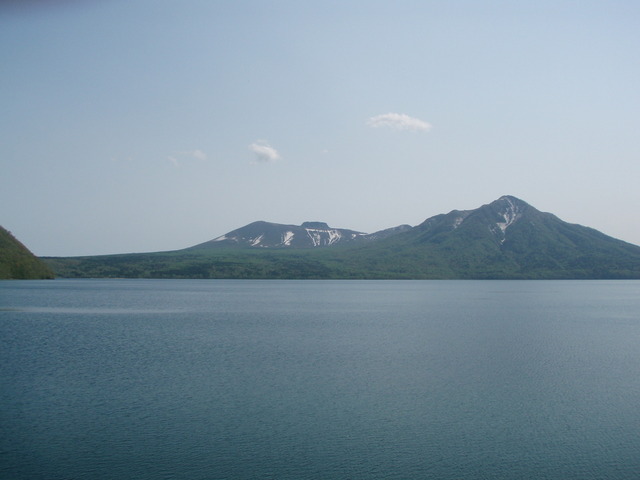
[497,194,525,203]
[191,220,368,249]
[301,221,330,229]
[190,217,416,250]
[491,195,529,235]
[492,195,530,210]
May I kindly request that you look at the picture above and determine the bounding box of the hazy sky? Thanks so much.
[2,0,639,256]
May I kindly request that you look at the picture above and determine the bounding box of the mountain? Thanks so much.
[0,226,54,279]
[191,221,366,249]
[341,195,640,279]
[190,221,412,249]
[44,195,640,279]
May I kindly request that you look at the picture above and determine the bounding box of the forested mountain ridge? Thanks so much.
[342,195,640,278]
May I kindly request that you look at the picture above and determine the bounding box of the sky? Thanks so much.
[1,0,639,256]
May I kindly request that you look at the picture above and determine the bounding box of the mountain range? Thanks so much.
[190,221,412,249]
[44,195,640,279]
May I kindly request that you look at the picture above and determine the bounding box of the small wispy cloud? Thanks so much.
[366,113,432,132]
[249,141,281,163]
[167,149,208,166]
[186,149,207,161]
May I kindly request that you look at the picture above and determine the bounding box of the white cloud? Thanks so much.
[249,141,281,163]
[167,149,208,166]
[366,113,432,132]
[188,149,207,161]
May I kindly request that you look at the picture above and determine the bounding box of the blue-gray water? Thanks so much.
[1,279,639,479]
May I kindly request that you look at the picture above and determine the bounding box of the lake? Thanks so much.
[1,279,639,479]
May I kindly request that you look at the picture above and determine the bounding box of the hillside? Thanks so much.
[0,226,55,279]
[336,196,640,279]
[44,196,640,279]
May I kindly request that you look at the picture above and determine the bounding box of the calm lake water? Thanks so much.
[1,279,640,479]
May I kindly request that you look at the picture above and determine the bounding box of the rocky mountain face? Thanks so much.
[415,195,526,241]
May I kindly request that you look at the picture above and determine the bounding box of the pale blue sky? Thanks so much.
[2,0,639,256]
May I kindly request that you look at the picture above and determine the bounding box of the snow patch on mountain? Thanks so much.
[306,229,321,246]
[451,212,472,229]
[496,196,522,233]
[250,235,264,247]
[302,228,349,246]
[281,231,295,246]
[326,229,342,245]
[490,196,525,244]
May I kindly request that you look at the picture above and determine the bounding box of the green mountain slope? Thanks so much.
[0,226,54,279]
[44,196,640,279]
[338,196,640,279]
